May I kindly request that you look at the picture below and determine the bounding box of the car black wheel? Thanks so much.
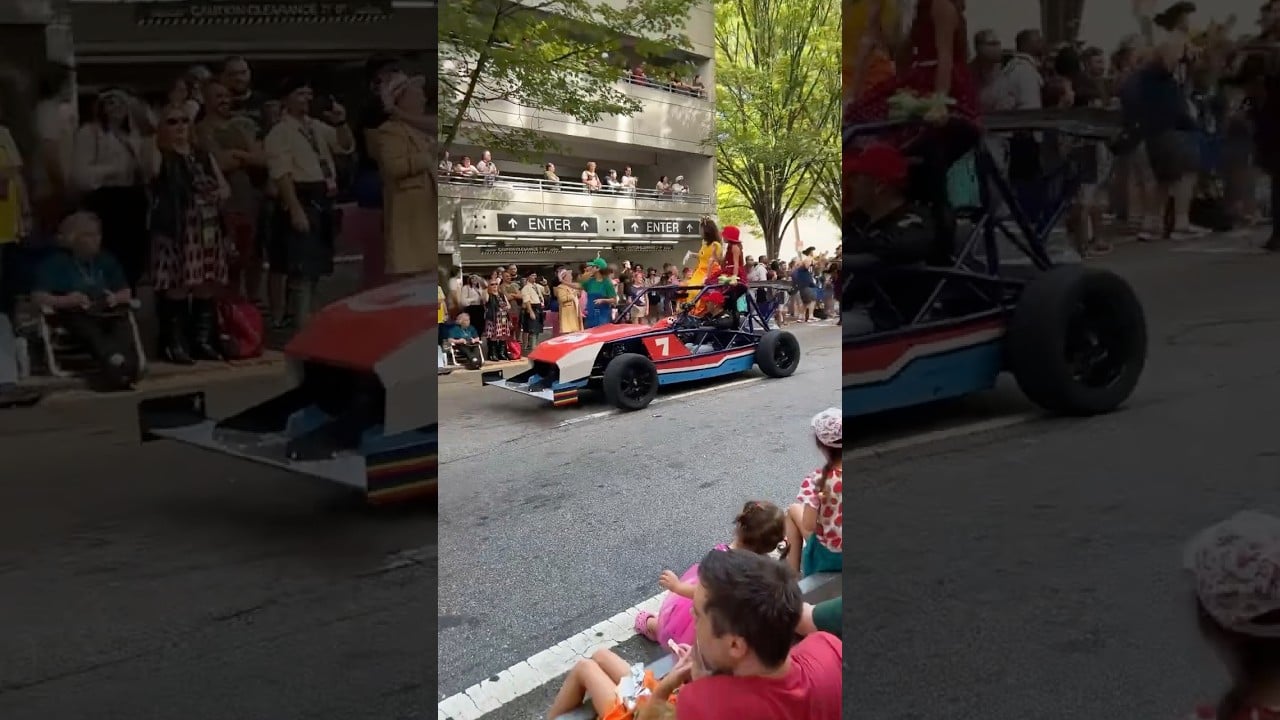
[756,330,801,378]
[1006,265,1147,415]
[602,353,660,411]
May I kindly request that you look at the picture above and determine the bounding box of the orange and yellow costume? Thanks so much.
[845,0,899,104]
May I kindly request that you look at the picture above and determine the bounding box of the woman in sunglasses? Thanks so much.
[146,103,231,365]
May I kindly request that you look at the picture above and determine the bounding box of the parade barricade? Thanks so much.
[556,570,841,720]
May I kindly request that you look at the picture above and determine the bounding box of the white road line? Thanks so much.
[848,412,1040,460]
[1170,245,1263,254]
[554,376,766,429]
[437,593,665,720]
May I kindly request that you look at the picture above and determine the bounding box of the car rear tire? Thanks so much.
[756,330,801,378]
[603,353,660,411]
[1006,265,1147,415]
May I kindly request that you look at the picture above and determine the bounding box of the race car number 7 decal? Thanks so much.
[643,335,688,359]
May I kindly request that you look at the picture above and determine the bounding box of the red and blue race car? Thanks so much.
[484,282,800,410]
[845,110,1147,419]
[137,274,436,505]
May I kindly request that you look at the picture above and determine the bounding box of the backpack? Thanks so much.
[217,296,264,360]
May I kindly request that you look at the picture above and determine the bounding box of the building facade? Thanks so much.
[439,0,716,275]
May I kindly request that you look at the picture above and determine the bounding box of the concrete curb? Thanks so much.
[439,360,529,384]
[32,352,287,401]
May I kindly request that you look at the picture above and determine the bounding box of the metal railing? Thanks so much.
[439,171,714,205]
[623,75,708,99]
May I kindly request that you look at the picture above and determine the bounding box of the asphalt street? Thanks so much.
[850,227,1280,718]
[0,375,434,720]
[437,320,840,717]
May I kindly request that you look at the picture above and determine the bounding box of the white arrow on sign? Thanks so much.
[631,222,640,232]
[507,218,518,228]
[580,221,590,230]
[685,223,694,233]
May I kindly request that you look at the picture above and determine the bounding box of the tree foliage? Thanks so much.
[715,183,759,230]
[439,0,698,158]
[714,0,839,259]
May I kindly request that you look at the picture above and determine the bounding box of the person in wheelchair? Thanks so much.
[446,312,484,370]
[30,212,140,390]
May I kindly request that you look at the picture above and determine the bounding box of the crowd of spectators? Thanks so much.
[627,63,708,98]
[438,150,697,199]
[440,246,838,370]
[961,4,1277,256]
[0,52,434,400]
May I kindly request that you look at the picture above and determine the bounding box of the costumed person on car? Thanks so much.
[698,224,748,320]
[684,290,730,332]
[846,143,936,266]
[845,0,979,211]
[844,144,935,335]
[846,0,902,105]
[683,217,723,303]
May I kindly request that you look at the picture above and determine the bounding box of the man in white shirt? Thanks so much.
[476,150,499,186]
[1005,29,1045,111]
[263,78,354,325]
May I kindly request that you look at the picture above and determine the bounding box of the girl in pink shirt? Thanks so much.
[633,500,787,647]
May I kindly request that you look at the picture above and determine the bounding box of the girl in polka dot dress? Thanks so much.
[786,408,843,577]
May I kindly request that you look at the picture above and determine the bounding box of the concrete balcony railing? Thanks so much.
[452,77,714,154]
[622,75,709,101]
[440,173,714,215]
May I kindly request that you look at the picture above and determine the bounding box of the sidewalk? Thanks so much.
[27,351,286,399]
[439,358,528,384]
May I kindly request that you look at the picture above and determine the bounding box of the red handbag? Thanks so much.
[217,296,264,360]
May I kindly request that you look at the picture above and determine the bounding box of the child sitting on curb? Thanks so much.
[786,408,843,577]
[547,642,702,720]
[634,500,787,646]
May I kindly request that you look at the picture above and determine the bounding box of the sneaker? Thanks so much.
[1169,229,1207,241]
[1264,236,1280,252]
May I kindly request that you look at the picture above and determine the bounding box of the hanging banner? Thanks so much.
[134,1,394,26]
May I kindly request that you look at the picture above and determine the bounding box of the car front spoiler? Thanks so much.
[483,369,583,406]
[138,391,437,502]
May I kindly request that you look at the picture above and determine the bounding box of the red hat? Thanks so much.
[844,143,908,186]
[722,225,741,244]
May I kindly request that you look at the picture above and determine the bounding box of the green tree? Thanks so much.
[715,183,759,230]
[714,0,839,259]
[810,37,842,230]
[439,0,697,158]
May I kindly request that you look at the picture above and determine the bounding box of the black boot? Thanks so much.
[161,298,195,366]
[189,298,224,361]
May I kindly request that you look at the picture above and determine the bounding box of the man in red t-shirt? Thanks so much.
[655,549,842,720]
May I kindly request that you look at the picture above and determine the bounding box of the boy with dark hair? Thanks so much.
[659,549,841,720]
